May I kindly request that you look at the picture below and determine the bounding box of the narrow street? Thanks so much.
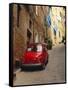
[14,44,66,86]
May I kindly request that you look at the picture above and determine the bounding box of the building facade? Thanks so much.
[50,7,65,45]
[11,4,65,70]
[12,4,48,69]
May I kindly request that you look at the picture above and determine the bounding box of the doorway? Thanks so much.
[27,29,32,45]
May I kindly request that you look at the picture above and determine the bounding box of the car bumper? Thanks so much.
[21,63,42,67]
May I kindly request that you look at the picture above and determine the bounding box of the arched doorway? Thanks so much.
[27,29,32,45]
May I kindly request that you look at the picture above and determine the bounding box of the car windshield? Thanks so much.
[27,44,43,52]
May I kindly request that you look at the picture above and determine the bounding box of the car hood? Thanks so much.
[24,51,42,60]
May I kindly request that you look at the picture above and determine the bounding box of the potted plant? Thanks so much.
[44,38,52,50]
[47,39,52,49]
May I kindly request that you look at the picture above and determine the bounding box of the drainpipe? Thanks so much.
[30,6,35,43]
[33,20,34,43]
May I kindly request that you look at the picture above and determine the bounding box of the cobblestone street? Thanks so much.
[14,44,66,86]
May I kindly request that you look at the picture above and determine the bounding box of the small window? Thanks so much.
[36,6,38,15]
[59,31,60,37]
[29,20,32,29]
[17,5,21,27]
[53,28,56,36]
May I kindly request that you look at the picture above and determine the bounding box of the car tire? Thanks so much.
[41,64,45,69]
[21,65,23,71]
[21,67,23,71]
[45,56,49,65]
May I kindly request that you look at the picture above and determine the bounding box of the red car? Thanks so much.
[21,43,49,69]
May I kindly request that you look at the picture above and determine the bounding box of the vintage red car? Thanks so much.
[21,43,49,69]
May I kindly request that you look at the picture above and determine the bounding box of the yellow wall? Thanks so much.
[50,7,65,45]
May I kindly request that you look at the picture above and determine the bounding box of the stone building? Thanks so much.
[11,4,48,69]
[10,4,66,70]
[49,7,65,45]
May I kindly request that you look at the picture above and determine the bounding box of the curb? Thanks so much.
[14,68,21,74]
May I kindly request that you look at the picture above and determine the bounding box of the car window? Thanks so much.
[37,45,42,52]
[27,48,32,51]
[27,46,37,52]
[27,44,42,52]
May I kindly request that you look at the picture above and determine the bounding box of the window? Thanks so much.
[36,6,38,15]
[59,31,60,37]
[29,20,32,29]
[17,5,21,27]
[54,29,56,36]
